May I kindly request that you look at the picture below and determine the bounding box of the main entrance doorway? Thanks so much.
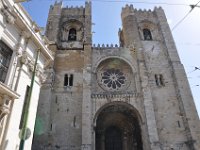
[105,126,122,150]
[95,103,143,150]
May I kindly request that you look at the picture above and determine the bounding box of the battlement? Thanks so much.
[135,8,152,13]
[122,4,134,13]
[65,5,84,9]
[121,4,134,19]
[154,6,163,11]
[92,44,120,49]
[49,1,91,16]
[62,6,85,15]
[121,5,163,19]
[135,6,163,14]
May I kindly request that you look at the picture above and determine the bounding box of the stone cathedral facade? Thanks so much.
[32,1,200,150]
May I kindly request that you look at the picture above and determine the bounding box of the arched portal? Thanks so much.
[95,104,143,150]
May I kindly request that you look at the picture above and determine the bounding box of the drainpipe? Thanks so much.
[19,49,40,150]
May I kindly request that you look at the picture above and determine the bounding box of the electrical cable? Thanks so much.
[28,0,191,7]
[172,0,200,31]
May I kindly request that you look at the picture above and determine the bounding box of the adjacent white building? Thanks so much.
[0,0,53,149]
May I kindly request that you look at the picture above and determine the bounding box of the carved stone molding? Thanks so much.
[91,92,137,104]
[0,95,11,125]
[0,1,15,24]
[91,92,135,99]
[19,52,48,84]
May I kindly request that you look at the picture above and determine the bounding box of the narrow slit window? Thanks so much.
[155,74,159,86]
[50,124,53,131]
[160,74,165,86]
[69,74,73,86]
[143,28,152,40]
[73,116,76,127]
[64,74,68,86]
[177,121,181,128]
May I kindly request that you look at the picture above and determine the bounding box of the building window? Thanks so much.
[64,74,73,86]
[155,74,165,87]
[19,86,30,129]
[0,41,13,83]
[68,28,77,41]
[143,29,152,40]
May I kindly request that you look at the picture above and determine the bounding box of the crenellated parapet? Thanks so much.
[121,5,164,24]
[121,4,134,19]
[61,7,84,19]
[62,6,85,15]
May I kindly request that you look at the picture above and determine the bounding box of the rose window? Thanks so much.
[97,67,130,91]
[102,68,126,90]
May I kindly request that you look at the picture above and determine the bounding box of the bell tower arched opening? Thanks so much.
[95,103,143,150]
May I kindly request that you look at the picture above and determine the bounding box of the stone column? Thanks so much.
[123,131,128,150]
[8,32,26,89]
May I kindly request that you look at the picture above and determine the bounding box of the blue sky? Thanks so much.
[23,0,200,117]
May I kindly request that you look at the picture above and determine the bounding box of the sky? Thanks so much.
[22,0,200,117]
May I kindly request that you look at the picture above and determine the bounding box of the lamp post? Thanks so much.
[19,49,40,150]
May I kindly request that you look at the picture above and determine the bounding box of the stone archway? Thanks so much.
[95,104,143,150]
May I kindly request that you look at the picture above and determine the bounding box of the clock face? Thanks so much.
[97,59,131,92]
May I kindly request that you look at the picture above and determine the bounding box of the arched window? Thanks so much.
[68,28,77,41]
[143,29,152,40]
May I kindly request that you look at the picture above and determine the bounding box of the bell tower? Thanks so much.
[32,1,92,150]
[45,1,92,50]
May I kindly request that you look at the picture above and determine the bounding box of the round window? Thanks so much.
[97,59,131,92]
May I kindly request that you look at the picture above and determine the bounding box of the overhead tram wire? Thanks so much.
[86,0,189,6]
[59,0,190,6]
[33,0,190,7]
[32,0,200,31]
[172,0,200,31]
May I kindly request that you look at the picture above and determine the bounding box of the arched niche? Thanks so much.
[60,19,84,42]
[138,20,161,41]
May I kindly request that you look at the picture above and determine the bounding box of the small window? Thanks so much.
[69,74,73,86]
[159,74,164,86]
[155,74,159,86]
[68,28,77,41]
[0,41,13,83]
[155,74,165,87]
[143,29,152,40]
[64,74,68,86]
[64,74,73,86]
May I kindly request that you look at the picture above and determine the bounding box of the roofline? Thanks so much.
[12,2,54,61]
